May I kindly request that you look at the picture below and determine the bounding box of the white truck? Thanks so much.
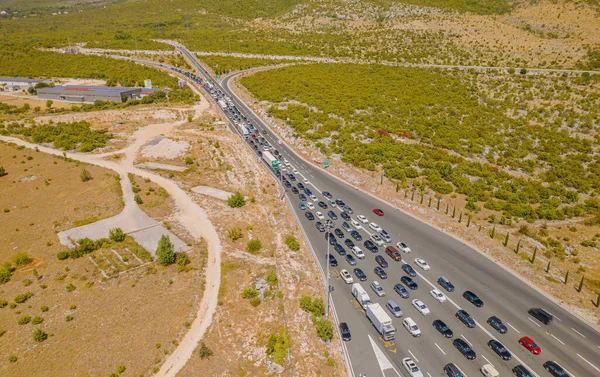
[240,125,249,139]
[352,283,371,309]
[366,303,396,341]
[218,99,228,110]
[262,151,279,171]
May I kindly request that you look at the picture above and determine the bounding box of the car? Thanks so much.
[444,363,464,377]
[304,188,312,196]
[329,254,338,267]
[487,316,508,334]
[412,299,430,315]
[341,222,352,232]
[283,180,292,188]
[437,276,455,292]
[318,201,328,209]
[350,219,362,229]
[370,234,385,246]
[344,239,355,248]
[371,281,386,297]
[374,266,388,279]
[291,187,299,194]
[375,255,388,268]
[310,195,318,201]
[402,357,423,377]
[340,269,353,284]
[402,264,417,277]
[456,310,476,328]
[289,174,296,181]
[326,233,337,245]
[401,276,418,290]
[315,221,325,232]
[433,319,454,338]
[364,240,379,253]
[352,246,365,259]
[297,202,307,210]
[350,230,363,241]
[488,340,512,360]
[277,139,283,144]
[307,202,315,210]
[512,365,534,377]
[353,268,367,281]
[292,168,298,174]
[397,242,411,253]
[305,210,316,220]
[414,258,430,271]
[403,317,421,337]
[340,211,351,221]
[263,145,269,151]
[386,300,403,318]
[369,222,382,232]
[543,361,569,377]
[463,291,484,307]
[322,191,333,199]
[342,205,353,214]
[373,208,384,216]
[327,199,337,208]
[518,336,541,354]
[346,254,357,266]
[334,198,345,206]
[297,183,305,190]
[385,246,402,261]
[453,338,476,360]
[339,322,351,341]
[430,289,447,303]
[262,130,267,134]
[315,211,325,220]
[357,215,368,223]
[528,308,553,325]
[334,243,346,256]
[279,165,286,171]
[394,283,410,298]
[327,211,338,220]
[334,228,344,238]
[298,194,307,201]
[379,230,392,243]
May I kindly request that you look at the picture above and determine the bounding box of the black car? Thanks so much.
[297,182,305,190]
[401,276,418,290]
[529,308,553,325]
[316,221,325,232]
[346,255,357,266]
[253,144,258,150]
[291,187,299,194]
[374,266,388,279]
[334,228,344,238]
[288,174,296,181]
[394,283,410,298]
[322,191,333,199]
[512,365,534,377]
[353,268,367,281]
[455,310,476,328]
[298,194,307,201]
[402,264,417,277]
[283,180,292,188]
[444,363,464,377]
[305,211,315,221]
[543,361,569,377]
[325,232,337,245]
[340,211,351,221]
[329,254,338,267]
[453,339,476,360]
[364,240,378,253]
[335,199,345,206]
[487,316,508,334]
[433,319,453,338]
[437,276,455,292]
[350,231,362,241]
[344,239,355,248]
[488,340,511,361]
[339,322,351,341]
[327,211,338,220]
[375,255,388,268]
[463,291,484,307]
[318,201,328,209]
[334,243,346,256]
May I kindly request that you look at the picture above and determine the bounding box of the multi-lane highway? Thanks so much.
[174,43,600,377]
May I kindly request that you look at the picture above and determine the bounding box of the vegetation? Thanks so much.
[284,235,300,251]
[0,166,6,177]
[314,317,334,341]
[227,192,246,208]
[199,55,293,75]
[11,251,31,266]
[241,287,259,299]
[14,292,34,304]
[227,227,243,241]
[265,326,290,365]
[33,328,48,342]
[109,228,127,242]
[199,342,213,359]
[246,239,262,253]
[400,0,512,14]
[80,168,93,182]
[0,264,12,284]
[299,295,325,317]
[156,235,176,266]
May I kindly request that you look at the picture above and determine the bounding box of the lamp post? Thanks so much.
[325,220,334,320]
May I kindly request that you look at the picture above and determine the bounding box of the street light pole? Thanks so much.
[325,221,333,320]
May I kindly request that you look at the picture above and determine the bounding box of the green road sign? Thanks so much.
[324,160,329,168]
[216,75,221,79]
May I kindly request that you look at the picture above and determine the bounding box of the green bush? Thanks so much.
[33,328,48,342]
[40,306,49,312]
[8,355,17,363]
[266,269,278,287]
[227,192,246,208]
[134,194,143,204]
[66,283,76,292]
[56,251,69,260]
[0,264,12,284]
[0,166,6,177]
[314,317,333,341]
[0,299,7,308]
[109,228,126,242]
[14,292,34,303]
[199,342,213,359]
[246,239,262,253]
[265,327,290,365]
[156,235,176,266]
[176,252,190,266]
[18,315,31,325]
[299,295,325,317]
[11,251,31,266]
[284,235,300,251]
[65,315,73,322]
[249,297,261,307]
[581,239,597,247]
[227,227,243,241]
[80,167,93,182]
[241,287,259,299]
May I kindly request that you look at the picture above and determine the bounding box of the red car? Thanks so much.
[519,336,541,354]
[373,208,384,216]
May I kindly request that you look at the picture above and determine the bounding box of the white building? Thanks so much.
[0,78,51,91]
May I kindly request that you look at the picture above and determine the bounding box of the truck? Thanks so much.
[262,151,279,171]
[366,303,396,341]
[352,283,372,309]
[240,125,249,139]
[218,99,228,110]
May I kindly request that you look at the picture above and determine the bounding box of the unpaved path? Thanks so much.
[0,98,221,377]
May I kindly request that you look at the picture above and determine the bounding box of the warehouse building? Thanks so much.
[0,78,51,91]
[37,85,143,103]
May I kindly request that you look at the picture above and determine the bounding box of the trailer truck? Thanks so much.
[366,303,396,340]
[218,99,228,110]
[240,125,249,139]
[262,151,279,171]
[352,283,372,309]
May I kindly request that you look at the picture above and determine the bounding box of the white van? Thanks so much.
[403,317,421,337]
[481,364,499,377]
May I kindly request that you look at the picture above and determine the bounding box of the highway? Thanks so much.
[174,43,600,377]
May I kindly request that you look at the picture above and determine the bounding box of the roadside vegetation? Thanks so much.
[198,55,296,75]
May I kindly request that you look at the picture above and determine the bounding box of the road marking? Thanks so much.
[434,343,446,355]
[427,373,432,377]
[481,355,492,366]
[461,334,473,346]
[571,328,586,339]
[507,322,520,333]
[541,308,562,321]
[551,334,565,345]
[367,334,402,376]
[577,354,599,371]
[528,318,541,327]
[455,365,468,377]
[408,349,419,363]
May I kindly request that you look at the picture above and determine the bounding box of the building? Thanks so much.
[37,85,142,103]
[0,77,51,91]
[139,88,166,98]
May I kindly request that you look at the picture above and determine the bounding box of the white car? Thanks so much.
[280,165,287,171]
[315,211,324,220]
[370,281,385,297]
[430,288,447,303]
[352,246,365,259]
[397,242,411,253]
[303,177,309,184]
[277,139,283,144]
[414,258,430,271]
[292,168,298,174]
[402,357,424,377]
[328,199,337,208]
[411,299,430,315]
[310,195,318,202]
[340,269,353,284]
[370,234,385,247]
[350,219,362,229]
[369,222,382,232]
[263,145,269,151]
[306,202,315,210]
[284,159,290,166]
[357,215,369,224]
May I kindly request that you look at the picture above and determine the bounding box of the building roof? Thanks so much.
[38,85,141,94]
[0,78,46,83]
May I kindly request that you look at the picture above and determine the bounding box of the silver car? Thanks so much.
[386,300,403,318]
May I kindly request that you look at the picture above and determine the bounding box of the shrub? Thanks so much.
[265,327,290,365]
[65,315,73,322]
[8,355,17,363]
[11,251,31,266]
[80,167,93,182]
[40,306,49,312]
[134,194,143,204]
[109,228,126,242]
[227,192,246,208]
[156,235,176,266]
[299,295,325,317]
[14,292,34,303]
[0,329,5,337]
[66,283,76,292]
[300,295,313,312]
[0,299,7,308]
[250,297,261,307]
[0,166,6,177]
[176,252,190,266]
[0,265,12,284]
[241,287,258,299]
[33,328,48,342]
[315,317,334,341]
[56,251,69,260]
[581,239,597,247]
[284,235,300,251]
[227,227,243,241]
[266,269,278,287]
[18,315,31,325]
[199,342,213,359]
[184,156,194,165]
[117,364,126,374]
[246,239,262,253]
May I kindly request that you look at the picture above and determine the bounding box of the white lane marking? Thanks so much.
[561,364,578,377]
[427,373,432,377]
[434,343,446,355]
[577,354,599,371]
[571,328,586,339]
[541,308,561,321]
[550,334,565,345]
[455,365,468,377]
[408,349,419,363]
[507,322,520,334]
[367,334,402,376]
[362,226,373,237]
[481,355,492,366]
[461,334,473,346]
[528,318,541,327]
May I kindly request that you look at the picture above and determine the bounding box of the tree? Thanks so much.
[45,100,53,109]
[0,166,6,177]
[109,228,126,242]
[227,192,245,208]
[156,235,176,266]
[315,318,333,341]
